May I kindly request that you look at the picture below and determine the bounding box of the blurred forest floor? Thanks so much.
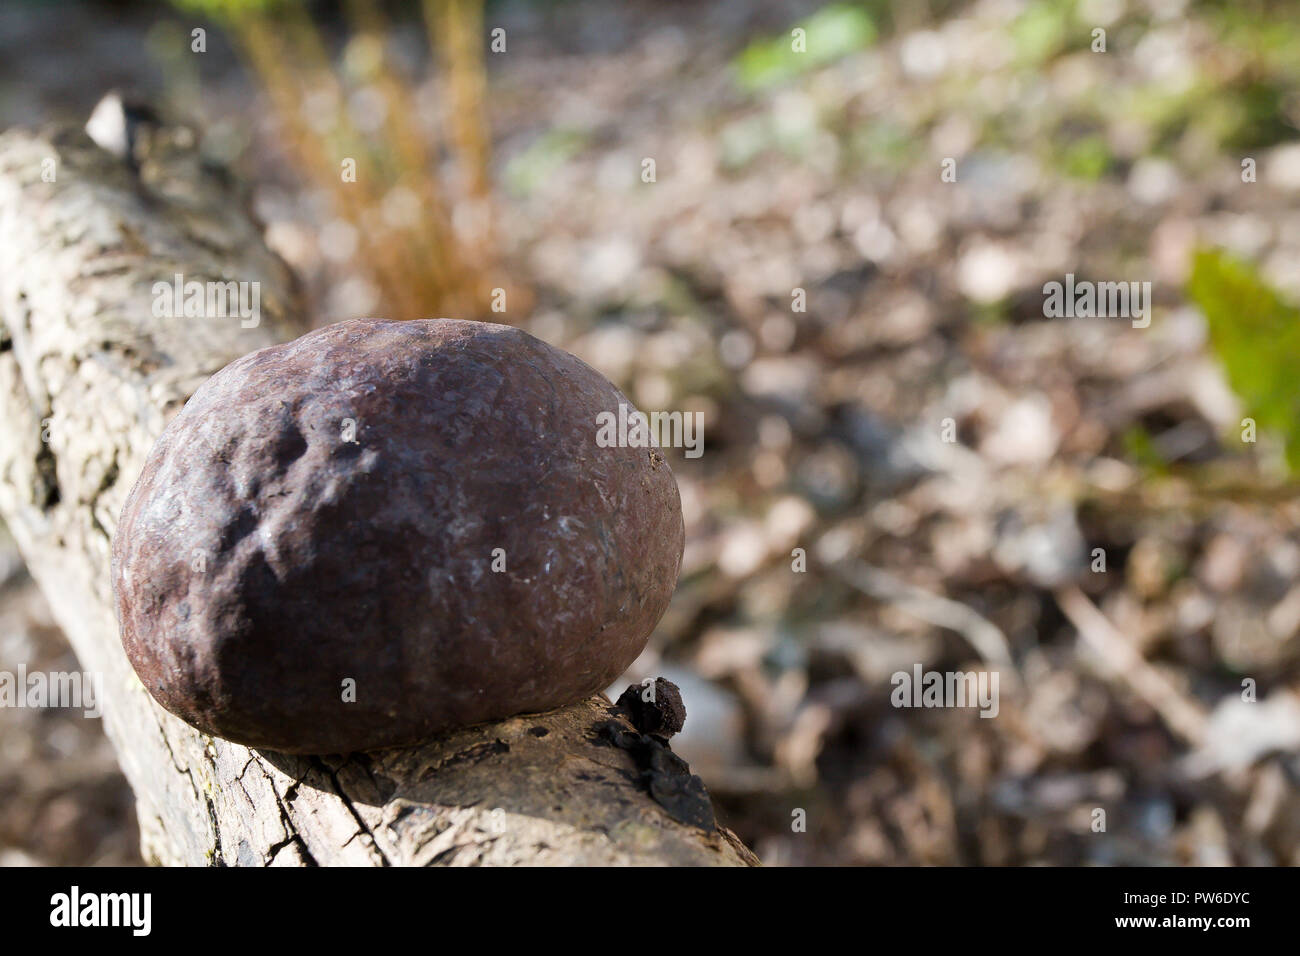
[3,0,1300,865]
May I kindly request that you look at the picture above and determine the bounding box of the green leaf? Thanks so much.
[1122,425,1169,476]
[1057,135,1112,181]
[1186,248,1300,471]
[503,128,589,198]
[1009,0,1075,67]
[734,4,877,92]
[166,0,289,18]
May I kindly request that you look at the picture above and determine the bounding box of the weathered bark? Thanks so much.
[0,122,757,866]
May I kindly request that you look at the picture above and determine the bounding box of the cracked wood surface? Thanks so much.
[0,123,757,867]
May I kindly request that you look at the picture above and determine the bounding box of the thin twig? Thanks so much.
[834,560,1020,690]
[1056,585,1208,747]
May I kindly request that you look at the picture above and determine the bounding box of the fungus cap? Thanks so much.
[111,318,685,753]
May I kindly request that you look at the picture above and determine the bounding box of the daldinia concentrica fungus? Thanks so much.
[111,318,685,754]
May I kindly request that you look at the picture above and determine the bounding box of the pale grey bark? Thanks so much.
[0,122,756,866]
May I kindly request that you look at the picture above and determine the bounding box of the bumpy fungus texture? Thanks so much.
[111,318,685,754]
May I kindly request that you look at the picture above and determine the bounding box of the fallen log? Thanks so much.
[0,114,756,867]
